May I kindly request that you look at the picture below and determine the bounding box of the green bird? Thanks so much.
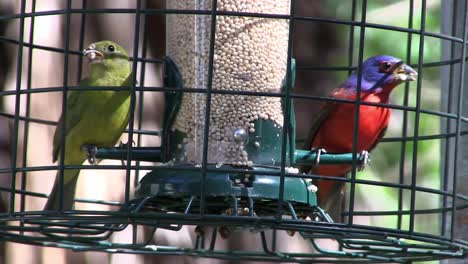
[45,40,132,210]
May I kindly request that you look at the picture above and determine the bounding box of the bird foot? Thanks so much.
[118,140,136,166]
[81,144,98,165]
[218,226,232,239]
[194,225,205,236]
[118,140,136,149]
[311,148,327,166]
[358,150,370,171]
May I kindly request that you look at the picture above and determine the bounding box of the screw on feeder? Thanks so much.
[232,128,248,143]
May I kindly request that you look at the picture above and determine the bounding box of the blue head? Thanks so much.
[342,55,417,92]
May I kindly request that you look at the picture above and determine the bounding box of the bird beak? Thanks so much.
[395,63,418,82]
[83,44,104,61]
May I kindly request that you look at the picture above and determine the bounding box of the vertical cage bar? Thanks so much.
[441,0,458,237]
[20,0,37,216]
[125,0,143,204]
[347,0,357,76]
[409,0,427,233]
[342,0,357,225]
[132,224,138,244]
[76,0,87,82]
[398,0,414,231]
[134,2,148,245]
[199,0,218,216]
[277,0,296,218]
[209,227,217,250]
[134,7,150,188]
[348,0,367,226]
[450,0,468,241]
[56,0,73,211]
[271,229,277,252]
[10,0,27,213]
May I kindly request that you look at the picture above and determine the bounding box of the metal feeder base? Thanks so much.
[134,164,317,216]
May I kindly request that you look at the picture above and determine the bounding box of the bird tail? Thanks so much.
[44,169,80,211]
[317,181,346,222]
[313,164,351,222]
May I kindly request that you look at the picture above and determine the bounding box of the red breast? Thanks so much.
[311,90,391,201]
[312,92,390,156]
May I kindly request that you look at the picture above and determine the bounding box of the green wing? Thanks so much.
[52,79,92,162]
[52,74,132,162]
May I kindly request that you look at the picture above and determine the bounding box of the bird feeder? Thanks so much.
[136,0,317,216]
[166,0,290,166]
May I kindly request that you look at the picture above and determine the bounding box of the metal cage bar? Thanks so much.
[0,1,466,263]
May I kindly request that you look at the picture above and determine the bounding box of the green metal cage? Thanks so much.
[0,0,466,263]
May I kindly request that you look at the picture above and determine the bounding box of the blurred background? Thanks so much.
[0,0,466,263]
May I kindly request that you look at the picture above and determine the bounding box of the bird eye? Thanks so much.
[379,61,393,72]
[108,45,115,52]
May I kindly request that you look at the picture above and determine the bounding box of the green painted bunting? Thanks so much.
[45,40,132,210]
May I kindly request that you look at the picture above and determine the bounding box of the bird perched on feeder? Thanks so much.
[302,55,417,219]
[45,40,132,210]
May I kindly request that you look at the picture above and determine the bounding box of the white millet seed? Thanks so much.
[167,0,290,165]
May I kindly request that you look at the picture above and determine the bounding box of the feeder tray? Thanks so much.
[134,164,316,216]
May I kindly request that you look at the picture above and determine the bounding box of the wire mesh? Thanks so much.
[0,0,466,263]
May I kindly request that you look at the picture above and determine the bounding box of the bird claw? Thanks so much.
[218,226,232,239]
[358,150,370,171]
[194,225,205,236]
[81,144,98,165]
[118,140,136,166]
[311,148,327,166]
[118,140,136,149]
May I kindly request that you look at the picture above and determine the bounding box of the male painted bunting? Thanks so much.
[45,40,132,210]
[303,55,417,218]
